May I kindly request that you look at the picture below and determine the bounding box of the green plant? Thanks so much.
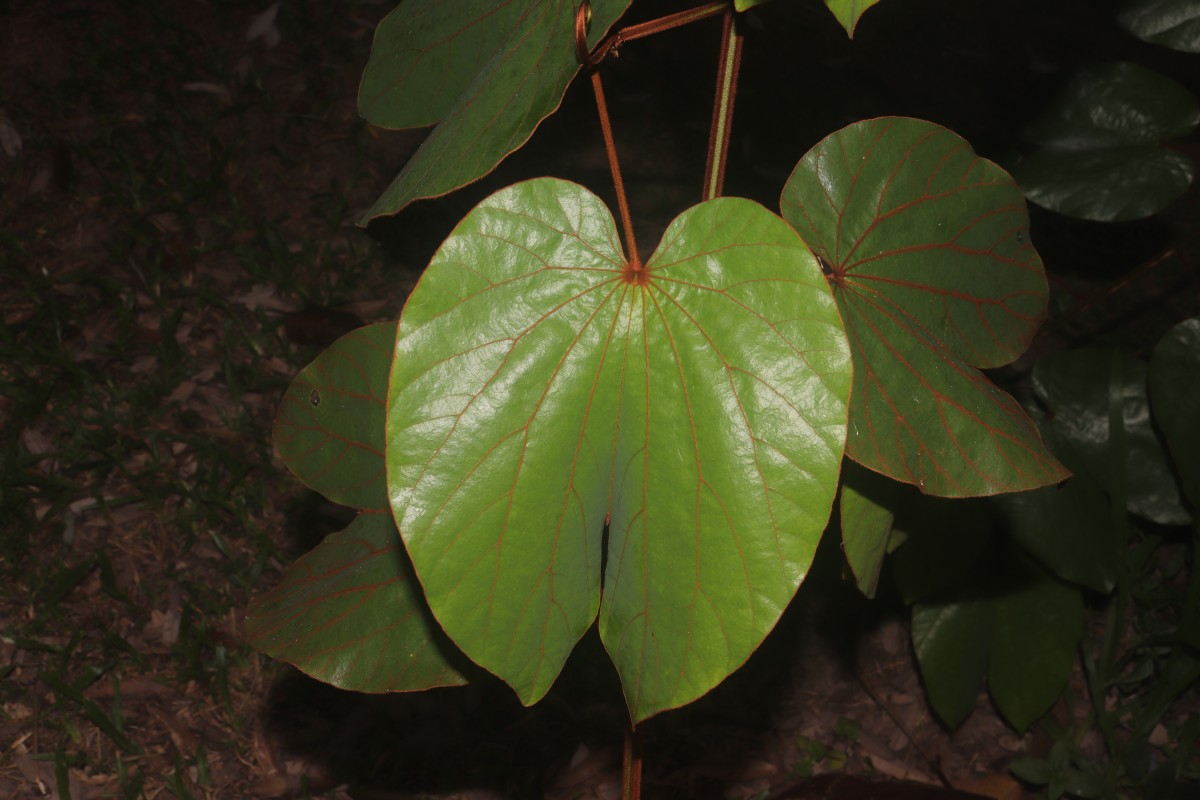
[246,0,1198,796]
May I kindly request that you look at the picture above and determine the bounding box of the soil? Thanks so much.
[2,1,1198,799]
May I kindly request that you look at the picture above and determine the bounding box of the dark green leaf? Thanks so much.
[1012,63,1199,221]
[994,475,1121,593]
[1149,318,1200,506]
[986,556,1083,731]
[1118,0,1200,53]
[1032,349,1192,525]
[358,0,630,220]
[387,178,851,722]
[912,549,1082,731]
[245,512,470,692]
[911,595,989,729]
[781,117,1066,497]
[273,323,394,510]
[839,460,900,598]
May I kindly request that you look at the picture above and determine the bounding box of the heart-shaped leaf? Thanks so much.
[273,322,394,509]
[1010,63,1198,222]
[358,0,630,221]
[781,117,1067,497]
[252,323,471,691]
[1117,0,1200,53]
[1149,318,1200,506]
[246,512,470,692]
[386,178,851,722]
[1032,348,1192,526]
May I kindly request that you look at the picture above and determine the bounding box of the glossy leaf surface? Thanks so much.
[252,323,470,692]
[839,460,900,598]
[1149,318,1200,506]
[358,0,630,221]
[1011,63,1198,221]
[912,549,1083,731]
[387,178,851,722]
[781,117,1066,497]
[1032,349,1192,526]
[1118,0,1200,52]
[273,323,394,510]
[246,512,470,692]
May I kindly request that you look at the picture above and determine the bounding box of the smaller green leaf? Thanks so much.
[245,512,470,693]
[734,0,884,37]
[1012,63,1199,221]
[1149,318,1200,506]
[358,0,631,220]
[912,548,1082,731]
[1032,349,1192,526]
[912,594,989,729]
[986,555,1083,731]
[839,460,900,598]
[820,0,885,36]
[994,474,1121,594]
[1118,0,1200,53]
[273,323,395,510]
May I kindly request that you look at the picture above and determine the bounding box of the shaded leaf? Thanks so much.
[387,178,851,722]
[1011,63,1199,221]
[246,512,470,692]
[358,0,630,221]
[1117,0,1200,53]
[911,591,988,729]
[891,494,992,606]
[912,549,1082,731]
[1032,349,1192,525]
[273,323,394,510]
[781,116,1066,497]
[839,460,901,598]
[1149,317,1200,506]
[993,475,1120,593]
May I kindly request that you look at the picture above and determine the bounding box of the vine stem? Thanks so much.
[622,723,643,800]
[704,8,742,200]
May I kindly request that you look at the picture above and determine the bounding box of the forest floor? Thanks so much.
[2,1,1198,799]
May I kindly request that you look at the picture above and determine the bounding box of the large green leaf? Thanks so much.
[386,178,851,722]
[780,117,1067,497]
[734,0,885,37]
[273,322,394,510]
[1032,349,1192,526]
[1117,0,1200,53]
[253,323,470,692]
[246,512,470,692]
[912,549,1083,731]
[1011,63,1198,222]
[1149,318,1200,506]
[358,0,630,221]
